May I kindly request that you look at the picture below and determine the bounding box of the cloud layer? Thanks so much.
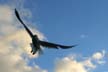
[0,5,47,72]
[55,51,106,72]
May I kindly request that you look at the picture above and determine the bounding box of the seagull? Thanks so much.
[15,9,77,55]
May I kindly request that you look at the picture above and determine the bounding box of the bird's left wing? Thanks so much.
[15,9,34,38]
[39,41,77,49]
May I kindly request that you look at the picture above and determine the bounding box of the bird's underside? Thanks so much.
[15,9,77,55]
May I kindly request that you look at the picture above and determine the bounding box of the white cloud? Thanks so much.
[54,50,106,72]
[0,4,47,72]
[0,6,13,22]
[82,59,96,69]
[91,50,106,65]
[55,57,87,72]
[92,50,105,60]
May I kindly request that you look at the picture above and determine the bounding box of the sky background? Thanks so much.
[0,0,108,72]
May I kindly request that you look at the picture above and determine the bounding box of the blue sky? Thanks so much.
[24,0,108,71]
[0,0,108,72]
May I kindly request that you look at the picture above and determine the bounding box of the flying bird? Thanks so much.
[15,9,77,55]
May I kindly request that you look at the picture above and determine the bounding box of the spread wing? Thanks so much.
[39,41,77,49]
[15,9,34,38]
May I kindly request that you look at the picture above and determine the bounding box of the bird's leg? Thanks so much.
[30,43,34,53]
[31,50,33,53]
[31,48,36,54]
[32,52,35,55]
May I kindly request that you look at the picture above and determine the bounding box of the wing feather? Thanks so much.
[39,41,77,49]
[15,9,34,38]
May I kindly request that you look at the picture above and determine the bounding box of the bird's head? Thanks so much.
[33,35,38,39]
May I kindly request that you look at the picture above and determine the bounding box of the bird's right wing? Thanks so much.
[39,41,77,49]
[15,9,34,38]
